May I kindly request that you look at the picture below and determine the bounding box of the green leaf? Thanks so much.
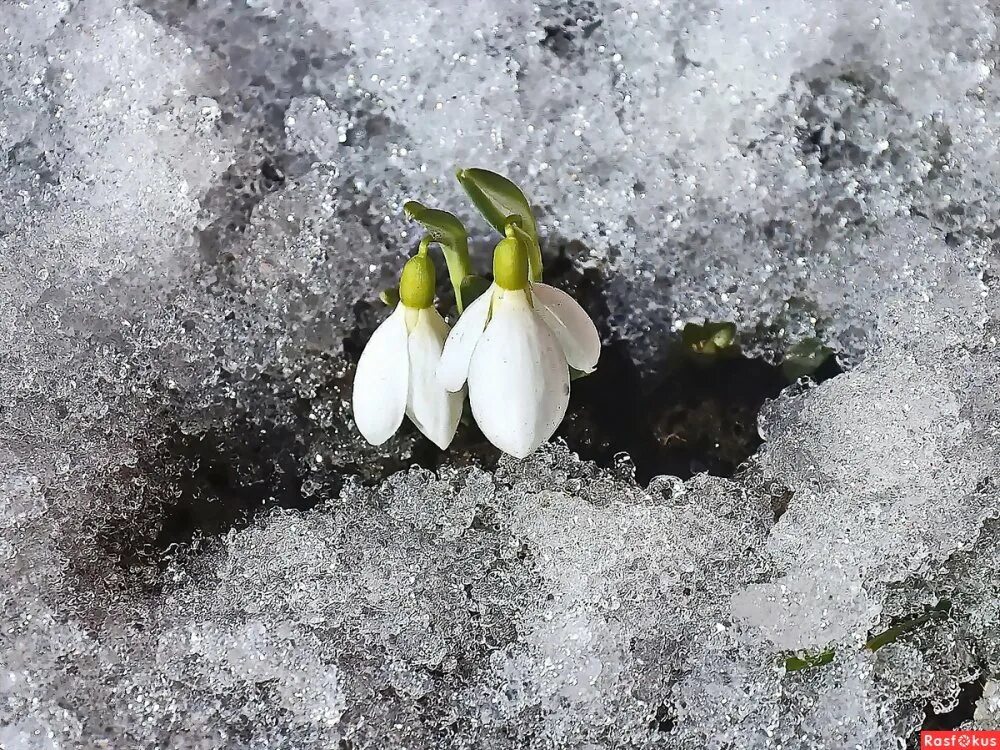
[865,599,950,652]
[784,649,835,672]
[456,168,542,282]
[455,169,537,239]
[682,321,737,355]
[783,599,951,673]
[378,287,400,306]
[782,338,834,381]
[403,201,471,312]
[404,201,468,250]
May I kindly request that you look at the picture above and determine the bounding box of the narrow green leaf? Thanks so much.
[456,168,542,281]
[378,287,400,306]
[784,649,835,672]
[783,599,951,674]
[404,201,468,250]
[865,600,951,652]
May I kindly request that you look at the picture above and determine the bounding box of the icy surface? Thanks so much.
[2,0,1000,748]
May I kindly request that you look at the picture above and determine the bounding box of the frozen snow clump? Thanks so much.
[2,0,1000,748]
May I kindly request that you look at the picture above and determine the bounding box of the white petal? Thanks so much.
[530,282,601,373]
[352,304,409,445]
[406,308,465,449]
[468,290,570,458]
[437,284,494,392]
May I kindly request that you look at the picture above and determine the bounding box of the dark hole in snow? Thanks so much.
[149,422,310,546]
[649,703,676,732]
[89,414,314,594]
[914,672,987,744]
[559,340,835,483]
[544,248,843,484]
[105,244,843,585]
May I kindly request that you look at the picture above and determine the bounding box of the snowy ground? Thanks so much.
[2,1,1000,748]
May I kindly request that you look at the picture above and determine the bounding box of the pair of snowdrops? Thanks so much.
[352,236,600,458]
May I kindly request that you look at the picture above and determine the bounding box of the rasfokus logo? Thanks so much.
[922,731,1000,748]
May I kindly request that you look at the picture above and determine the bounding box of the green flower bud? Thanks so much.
[398,253,436,309]
[492,237,529,291]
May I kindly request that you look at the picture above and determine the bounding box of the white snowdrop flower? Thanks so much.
[353,253,464,449]
[439,236,600,458]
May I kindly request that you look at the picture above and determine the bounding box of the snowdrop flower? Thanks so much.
[353,253,464,449]
[439,237,600,458]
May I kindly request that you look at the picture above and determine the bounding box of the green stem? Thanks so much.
[403,201,471,312]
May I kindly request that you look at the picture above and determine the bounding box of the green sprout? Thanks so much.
[784,600,952,672]
[682,321,738,356]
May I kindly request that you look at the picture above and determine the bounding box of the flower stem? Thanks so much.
[404,201,471,312]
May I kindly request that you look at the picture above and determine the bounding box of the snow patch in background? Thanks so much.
[1,0,999,747]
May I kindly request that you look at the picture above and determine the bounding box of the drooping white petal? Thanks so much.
[530,282,601,373]
[468,289,570,458]
[437,283,494,392]
[406,307,464,449]
[352,303,409,445]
